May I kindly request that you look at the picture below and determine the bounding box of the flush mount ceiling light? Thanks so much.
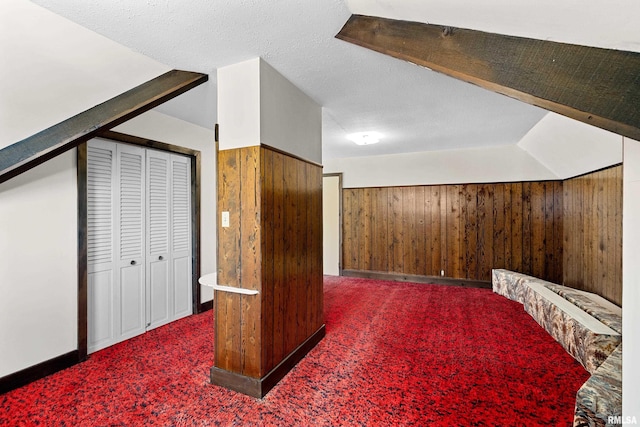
[347,131,382,146]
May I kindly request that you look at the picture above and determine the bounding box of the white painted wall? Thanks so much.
[324,144,557,188]
[217,58,322,164]
[0,0,210,378]
[0,0,169,148]
[623,137,640,421]
[518,113,623,179]
[260,60,322,164]
[0,151,78,376]
[114,110,216,304]
[216,58,261,150]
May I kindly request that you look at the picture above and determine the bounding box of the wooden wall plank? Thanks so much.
[449,185,463,278]
[521,183,533,275]
[311,164,323,332]
[510,183,523,273]
[391,188,404,273]
[530,183,546,278]
[239,147,261,378]
[414,186,427,275]
[492,184,505,271]
[439,186,447,275]
[503,184,513,270]
[425,185,446,276]
[402,187,416,275]
[216,149,242,373]
[563,165,622,305]
[363,187,373,271]
[283,155,298,356]
[377,188,389,272]
[553,181,564,283]
[463,185,478,279]
[260,148,274,373]
[271,151,286,366]
[343,189,355,270]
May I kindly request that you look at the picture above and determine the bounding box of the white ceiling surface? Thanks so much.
[29,0,638,161]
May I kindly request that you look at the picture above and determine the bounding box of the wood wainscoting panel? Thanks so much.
[342,181,564,283]
[563,166,623,305]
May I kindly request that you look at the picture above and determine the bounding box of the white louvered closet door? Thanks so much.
[146,150,171,330]
[170,154,193,320]
[87,140,117,353]
[115,143,147,342]
[87,140,193,353]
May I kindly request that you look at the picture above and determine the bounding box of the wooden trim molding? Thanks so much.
[337,15,640,142]
[0,351,79,394]
[77,144,89,362]
[0,70,208,185]
[342,269,492,289]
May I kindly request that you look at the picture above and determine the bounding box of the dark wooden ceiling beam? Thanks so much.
[337,15,640,141]
[0,69,208,184]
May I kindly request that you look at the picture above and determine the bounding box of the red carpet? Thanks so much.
[1,276,588,426]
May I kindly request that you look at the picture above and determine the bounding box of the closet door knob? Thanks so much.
[130,260,136,265]
[158,256,164,261]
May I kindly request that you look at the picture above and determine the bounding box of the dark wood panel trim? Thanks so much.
[77,144,88,361]
[98,130,202,157]
[210,325,325,398]
[0,70,208,185]
[0,351,79,394]
[199,300,213,312]
[342,269,492,289]
[337,15,640,142]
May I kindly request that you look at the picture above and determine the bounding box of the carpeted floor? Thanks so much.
[0,276,589,426]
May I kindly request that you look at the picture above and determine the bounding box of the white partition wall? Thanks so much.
[623,137,640,421]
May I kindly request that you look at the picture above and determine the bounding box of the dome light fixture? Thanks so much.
[347,131,382,146]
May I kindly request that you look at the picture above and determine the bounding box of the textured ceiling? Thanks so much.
[30,0,637,161]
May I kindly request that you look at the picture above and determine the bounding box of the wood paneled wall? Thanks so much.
[259,146,323,374]
[343,181,563,283]
[216,145,323,381]
[563,166,623,305]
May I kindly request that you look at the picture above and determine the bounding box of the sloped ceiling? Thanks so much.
[27,0,639,162]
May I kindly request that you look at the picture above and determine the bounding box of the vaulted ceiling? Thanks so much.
[30,0,639,161]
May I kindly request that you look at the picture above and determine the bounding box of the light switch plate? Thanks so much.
[222,211,230,228]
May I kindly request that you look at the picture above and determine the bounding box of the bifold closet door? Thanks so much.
[146,150,171,329]
[169,154,193,321]
[87,140,192,353]
[87,140,146,353]
[145,151,193,329]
